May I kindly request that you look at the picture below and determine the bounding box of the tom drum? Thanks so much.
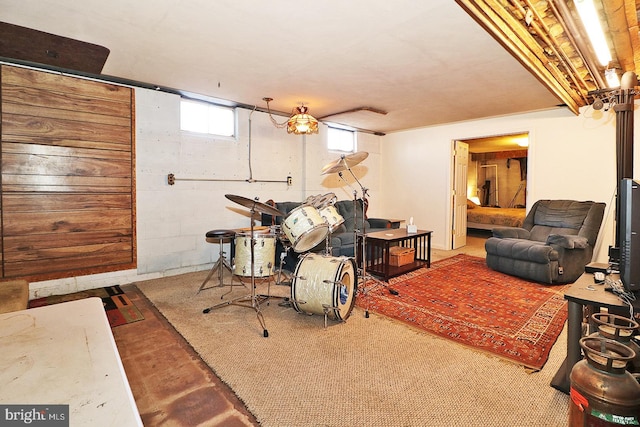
[318,205,345,233]
[282,205,328,253]
[291,253,357,321]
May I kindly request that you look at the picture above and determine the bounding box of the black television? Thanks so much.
[619,178,640,292]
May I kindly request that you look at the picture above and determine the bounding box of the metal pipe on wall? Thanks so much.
[167,174,290,185]
[168,105,293,186]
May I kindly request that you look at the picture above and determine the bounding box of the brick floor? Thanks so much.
[112,285,259,426]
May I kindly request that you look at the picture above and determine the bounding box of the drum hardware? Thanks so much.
[323,153,398,318]
[318,199,344,256]
[202,194,285,338]
[277,296,307,308]
[322,304,340,329]
[352,191,399,317]
[279,295,308,308]
[275,248,294,287]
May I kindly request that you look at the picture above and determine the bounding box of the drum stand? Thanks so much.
[324,228,334,256]
[338,172,398,318]
[203,196,282,338]
[275,242,293,287]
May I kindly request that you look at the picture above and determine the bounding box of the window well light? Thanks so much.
[573,0,612,66]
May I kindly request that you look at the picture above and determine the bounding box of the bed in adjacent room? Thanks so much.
[467,205,526,230]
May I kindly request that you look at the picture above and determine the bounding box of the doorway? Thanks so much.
[452,132,529,249]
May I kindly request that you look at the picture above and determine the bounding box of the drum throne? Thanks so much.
[197,229,237,294]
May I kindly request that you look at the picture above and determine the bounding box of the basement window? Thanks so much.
[180,99,236,137]
[327,126,356,152]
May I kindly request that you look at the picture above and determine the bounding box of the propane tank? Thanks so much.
[590,313,640,373]
[569,336,640,426]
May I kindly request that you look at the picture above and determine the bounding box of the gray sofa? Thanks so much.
[262,199,398,271]
[484,199,605,284]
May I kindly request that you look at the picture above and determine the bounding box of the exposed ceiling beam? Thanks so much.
[455,0,640,116]
[455,0,596,114]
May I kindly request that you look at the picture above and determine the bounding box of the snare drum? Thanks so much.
[282,205,328,253]
[236,226,271,235]
[318,204,345,233]
[234,233,276,277]
[291,253,357,321]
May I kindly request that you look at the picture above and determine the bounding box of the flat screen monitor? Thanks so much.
[619,178,640,292]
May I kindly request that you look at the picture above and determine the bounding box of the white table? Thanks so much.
[0,297,142,426]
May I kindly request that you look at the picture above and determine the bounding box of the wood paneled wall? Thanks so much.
[1,65,135,281]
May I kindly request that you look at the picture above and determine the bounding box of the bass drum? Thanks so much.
[234,233,276,277]
[291,253,357,321]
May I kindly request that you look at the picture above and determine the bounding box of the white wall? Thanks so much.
[30,88,382,297]
[30,88,640,297]
[380,104,640,263]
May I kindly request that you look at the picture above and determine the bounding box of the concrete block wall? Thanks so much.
[30,87,382,298]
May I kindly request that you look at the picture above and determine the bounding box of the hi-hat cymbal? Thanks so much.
[225,194,284,217]
[321,151,369,175]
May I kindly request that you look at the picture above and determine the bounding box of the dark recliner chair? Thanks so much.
[484,200,605,284]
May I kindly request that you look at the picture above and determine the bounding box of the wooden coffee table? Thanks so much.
[357,228,432,281]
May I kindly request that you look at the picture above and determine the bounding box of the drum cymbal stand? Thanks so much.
[202,202,270,337]
[338,171,398,318]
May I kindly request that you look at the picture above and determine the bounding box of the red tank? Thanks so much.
[569,336,640,427]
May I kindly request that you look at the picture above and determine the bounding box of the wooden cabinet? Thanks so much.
[0,65,136,281]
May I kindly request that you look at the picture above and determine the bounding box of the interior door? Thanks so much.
[452,140,469,249]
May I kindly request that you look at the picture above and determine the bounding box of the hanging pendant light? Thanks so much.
[286,105,319,134]
[263,97,319,135]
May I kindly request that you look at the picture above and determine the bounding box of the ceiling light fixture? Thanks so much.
[263,97,319,135]
[573,0,612,66]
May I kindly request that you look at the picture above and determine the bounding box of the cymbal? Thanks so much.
[321,151,369,175]
[225,194,284,217]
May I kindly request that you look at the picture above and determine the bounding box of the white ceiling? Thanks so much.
[0,0,566,134]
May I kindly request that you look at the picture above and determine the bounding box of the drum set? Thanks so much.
[202,151,383,336]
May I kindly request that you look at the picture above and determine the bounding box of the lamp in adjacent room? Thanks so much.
[263,97,319,135]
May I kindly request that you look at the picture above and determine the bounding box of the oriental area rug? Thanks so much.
[29,285,144,328]
[356,254,569,370]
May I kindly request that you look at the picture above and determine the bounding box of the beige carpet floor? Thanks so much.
[135,270,570,427]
